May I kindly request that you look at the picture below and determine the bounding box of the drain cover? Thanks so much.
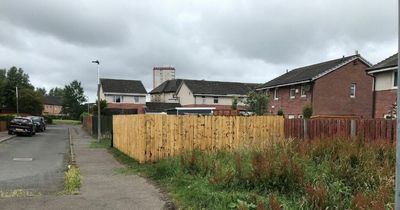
[13,157,33,161]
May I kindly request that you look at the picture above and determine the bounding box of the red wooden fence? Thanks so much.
[285,119,396,142]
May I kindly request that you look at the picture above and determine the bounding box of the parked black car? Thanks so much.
[30,116,46,132]
[8,117,36,136]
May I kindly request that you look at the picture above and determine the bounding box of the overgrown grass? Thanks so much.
[64,165,81,194]
[109,138,395,209]
[53,119,81,125]
[90,138,112,148]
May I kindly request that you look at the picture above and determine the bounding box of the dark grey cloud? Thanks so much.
[0,0,396,101]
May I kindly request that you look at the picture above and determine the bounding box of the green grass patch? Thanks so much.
[0,189,41,198]
[64,165,81,194]
[90,138,112,148]
[53,119,81,125]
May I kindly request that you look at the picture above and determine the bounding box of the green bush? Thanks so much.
[277,109,284,116]
[303,105,313,119]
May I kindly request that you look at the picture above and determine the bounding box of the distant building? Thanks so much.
[257,54,373,119]
[150,79,259,111]
[367,53,398,118]
[100,78,147,114]
[43,96,63,115]
[153,66,175,89]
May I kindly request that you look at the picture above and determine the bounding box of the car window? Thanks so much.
[14,118,31,123]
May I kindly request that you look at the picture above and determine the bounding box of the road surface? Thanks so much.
[0,125,69,193]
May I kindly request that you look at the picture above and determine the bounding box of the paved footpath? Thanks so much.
[0,131,14,143]
[0,126,170,210]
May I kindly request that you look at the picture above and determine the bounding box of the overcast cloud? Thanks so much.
[0,0,397,101]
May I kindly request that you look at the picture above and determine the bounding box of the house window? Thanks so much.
[301,86,306,97]
[274,88,279,100]
[350,83,356,98]
[213,96,219,104]
[394,71,398,87]
[290,87,296,99]
[114,95,123,103]
[202,96,206,104]
[134,96,139,103]
[288,115,295,119]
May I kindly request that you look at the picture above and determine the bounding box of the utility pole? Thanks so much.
[92,60,101,143]
[396,0,400,208]
[16,86,19,116]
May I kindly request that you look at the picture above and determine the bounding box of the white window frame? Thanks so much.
[300,86,306,97]
[274,88,279,100]
[134,96,140,103]
[213,96,219,104]
[288,114,295,119]
[350,83,356,98]
[114,95,123,103]
[290,87,296,99]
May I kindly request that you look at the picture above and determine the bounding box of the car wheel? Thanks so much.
[8,130,13,135]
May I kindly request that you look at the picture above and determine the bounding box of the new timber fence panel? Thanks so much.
[113,115,285,163]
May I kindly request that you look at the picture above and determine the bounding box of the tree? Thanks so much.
[245,91,269,115]
[62,80,86,119]
[19,88,44,115]
[0,69,6,106]
[2,66,34,109]
[91,99,108,115]
[231,97,238,110]
[48,87,64,96]
[35,87,47,96]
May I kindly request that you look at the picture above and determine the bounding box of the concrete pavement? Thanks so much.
[0,125,171,210]
[0,131,14,143]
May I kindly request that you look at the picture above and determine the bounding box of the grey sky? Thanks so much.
[0,0,396,101]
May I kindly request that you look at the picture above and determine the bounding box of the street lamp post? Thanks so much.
[16,86,19,116]
[396,1,400,208]
[92,60,101,143]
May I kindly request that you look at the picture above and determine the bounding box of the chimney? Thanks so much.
[286,69,288,73]
[355,50,359,55]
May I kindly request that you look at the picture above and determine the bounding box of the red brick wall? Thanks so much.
[82,116,92,135]
[374,89,396,118]
[268,85,312,117]
[312,60,373,118]
[107,103,145,114]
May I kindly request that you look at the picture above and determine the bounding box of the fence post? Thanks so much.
[303,119,308,140]
[111,130,113,148]
[350,119,356,139]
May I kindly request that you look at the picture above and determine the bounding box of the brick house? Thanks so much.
[150,79,259,111]
[100,78,147,114]
[367,53,398,118]
[257,54,373,118]
[43,96,63,115]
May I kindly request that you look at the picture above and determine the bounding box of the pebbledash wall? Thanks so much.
[268,59,373,118]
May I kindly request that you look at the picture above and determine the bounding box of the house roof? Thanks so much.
[145,102,181,113]
[44,96,63,106]
[100,78,147,94]
[367,53,398,72]
[149,79,183,94]
[182,80,260,95]
[258,55,369,89]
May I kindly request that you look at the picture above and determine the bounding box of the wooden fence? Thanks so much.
[0,121,7,132]
[285,118,396,142]
[113,115,284,163]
